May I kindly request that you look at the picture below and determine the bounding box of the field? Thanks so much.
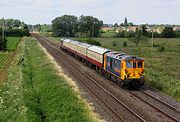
[48,37,180,101]
[0,53,10,71]
[0,37,96,121]
[6,37,21,51]
[0,37,21,73]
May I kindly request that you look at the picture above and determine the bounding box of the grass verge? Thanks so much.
[0,37,97,121]
[0,38,27,121]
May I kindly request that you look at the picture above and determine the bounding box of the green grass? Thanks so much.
[6,37,21,51]
[48,37,180,101]
[0,53,10,70]
[0,37,95,121]
[0,37,20,71]
[0,39,27,121]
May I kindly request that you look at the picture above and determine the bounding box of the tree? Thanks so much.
[128,22,133,26]
[129,29,148,46]
[120,23,124,26]
[113,23,119,27]
[13,19,21,27]
[78,15,103,37]
[174,30,180,38]
[161,27,174,38]
[141,25,148,36]
[52,15,78,37]
[124,17,128,27]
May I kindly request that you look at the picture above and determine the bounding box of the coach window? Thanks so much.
[110,58,113,69]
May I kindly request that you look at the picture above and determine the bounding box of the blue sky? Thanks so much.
[0,0,180,25]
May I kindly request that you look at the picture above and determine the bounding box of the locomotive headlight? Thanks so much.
[141,75,144,78]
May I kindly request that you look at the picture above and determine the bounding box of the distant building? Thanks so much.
[173,26,180,31]
[114,26,140,33]
[101,27,114,32]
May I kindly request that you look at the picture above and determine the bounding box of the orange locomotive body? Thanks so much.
[103,52,144,88]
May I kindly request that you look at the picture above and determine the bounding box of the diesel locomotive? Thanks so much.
[60,39,145,88]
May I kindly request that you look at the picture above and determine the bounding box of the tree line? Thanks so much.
[113,26,180,38]
[0,18,29,51]
[0,19,29,37]
[52,15,103,37]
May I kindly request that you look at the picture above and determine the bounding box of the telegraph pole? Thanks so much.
[151,27,154,51]
[2,18,5,42]
[92,24,94,38]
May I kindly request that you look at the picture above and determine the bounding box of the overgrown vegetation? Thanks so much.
[0,37,95,121]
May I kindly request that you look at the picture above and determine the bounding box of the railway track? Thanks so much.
[140,89,180,112]
[32,34,180,122]
[31,33,145,122]
[32,33,146,122]
[129,90,180,122]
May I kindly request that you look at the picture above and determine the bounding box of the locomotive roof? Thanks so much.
[87,46,109,55]
[106,51,143,61]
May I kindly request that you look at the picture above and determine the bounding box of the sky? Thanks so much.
[0,0,180,25]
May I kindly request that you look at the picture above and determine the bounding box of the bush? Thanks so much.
[123,41,127,46]
[157,45,165,52]
[153,43,160,47]
[112,41,117,46]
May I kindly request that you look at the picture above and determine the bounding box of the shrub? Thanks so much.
[153,43,160,47]
[112,41,117,46]
[157,45,165,52]
[123,41,127,46]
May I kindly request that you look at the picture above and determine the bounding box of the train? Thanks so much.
[60,39,145,89]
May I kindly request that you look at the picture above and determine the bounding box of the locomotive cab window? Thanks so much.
[133,62,136,68]
[126,61,132,68]
[138,62,143,68]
